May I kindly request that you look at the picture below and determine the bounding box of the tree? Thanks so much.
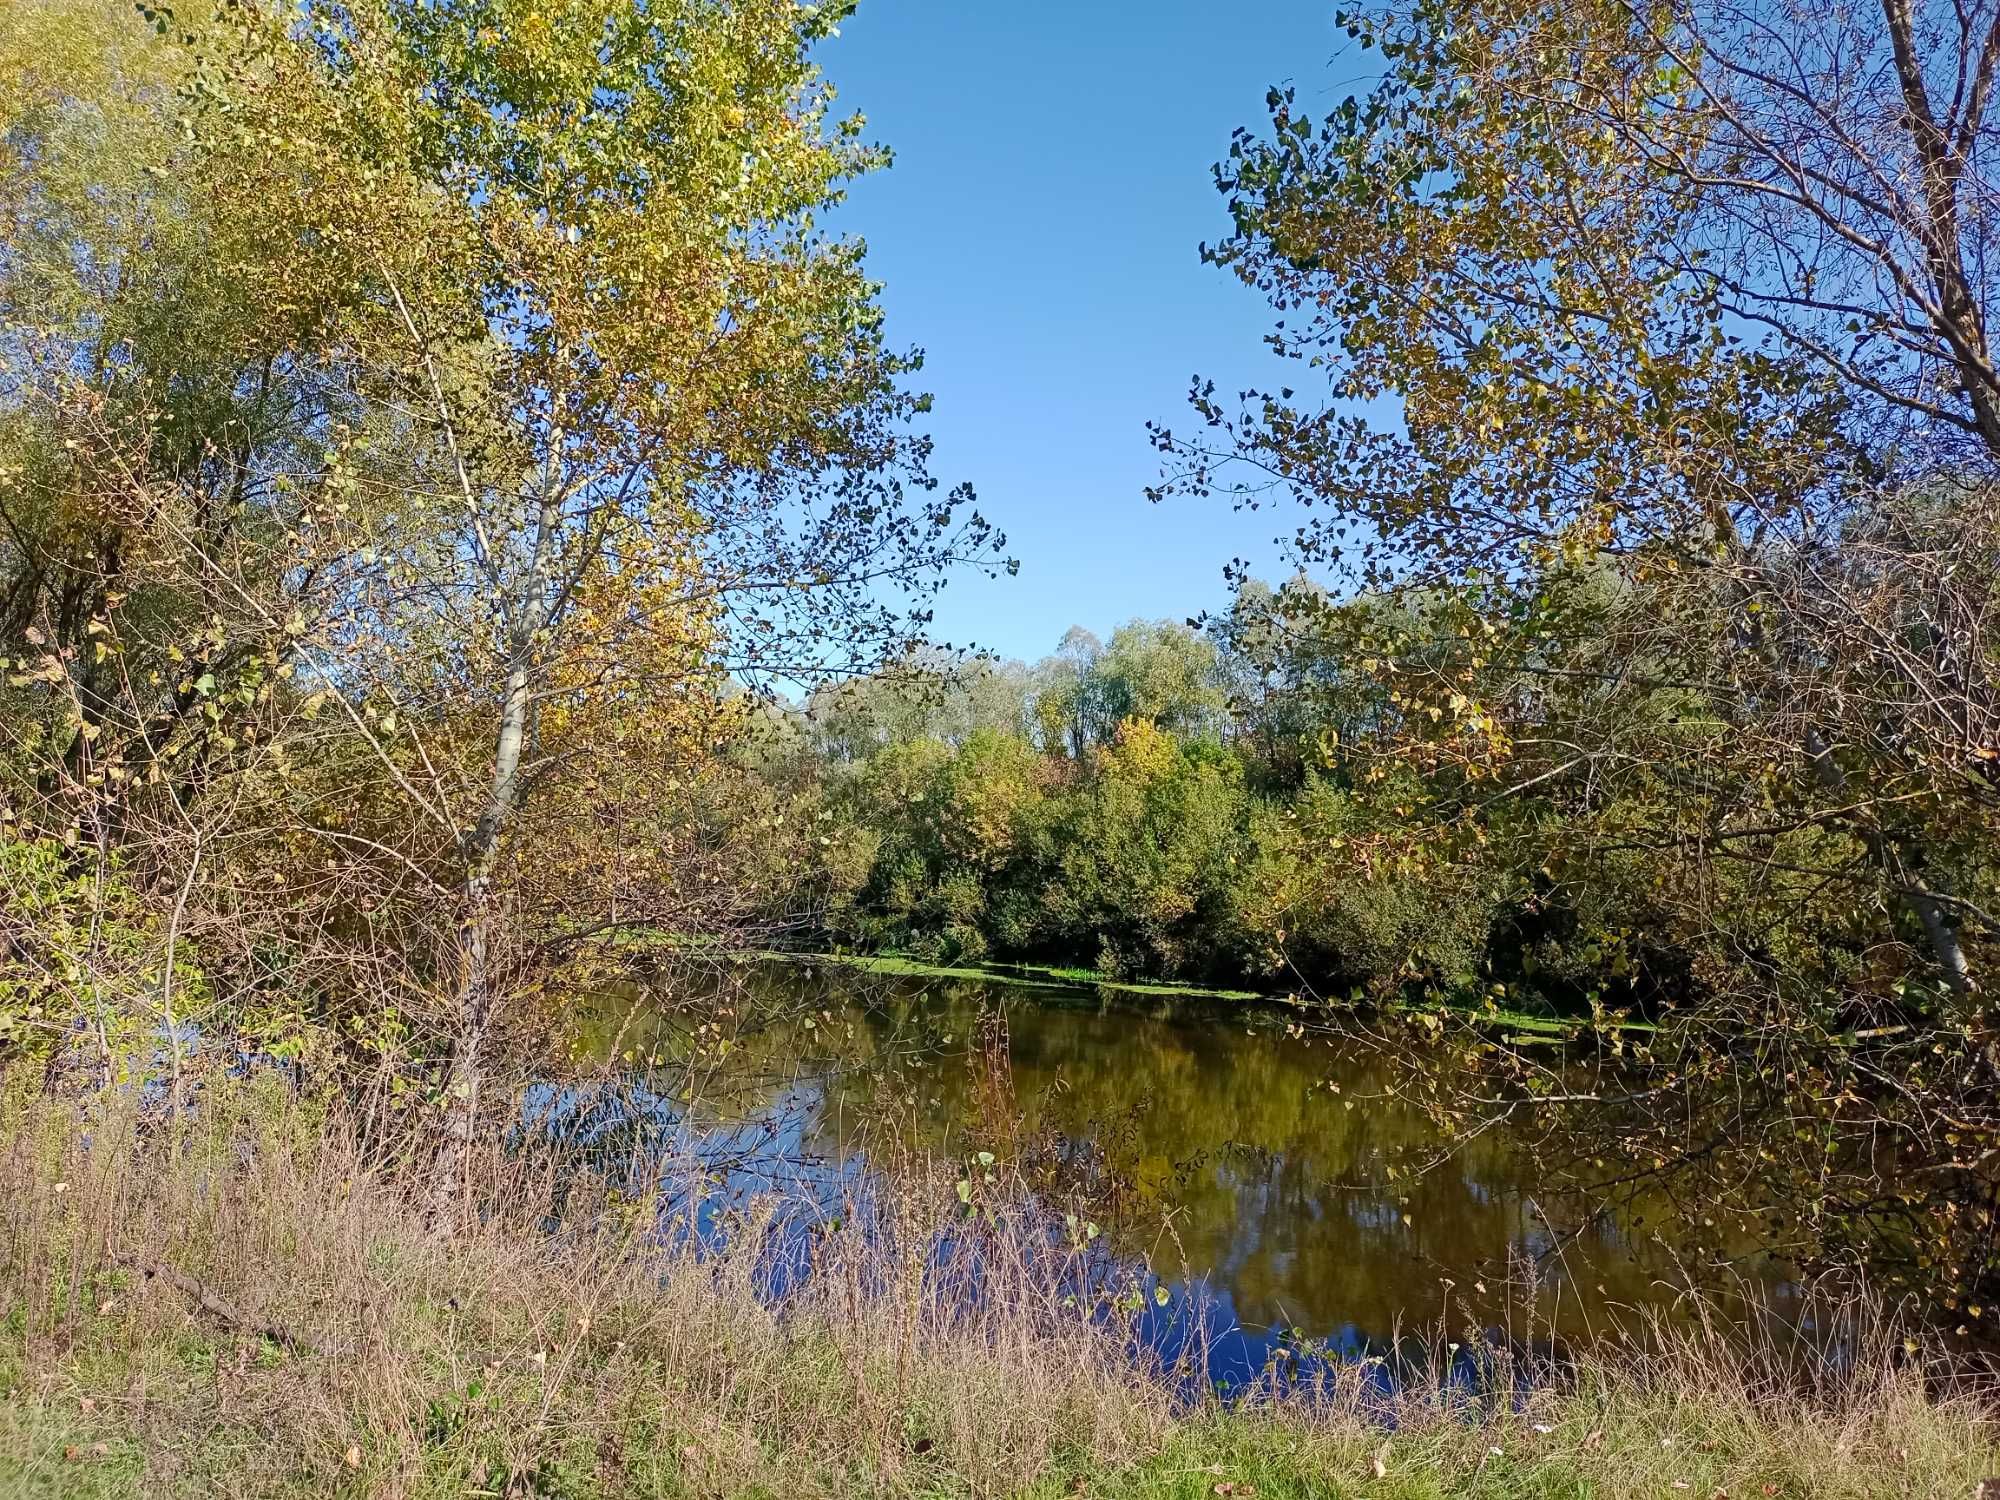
[1,0,1005,1207]
[0,0,396,1092]
[805,651,1032,761]
[1092,620,1227,741]
[1213,577,1413,790]
[1030,626,1105,756]
[1044,719,1247,978]
[1027,621,1226,755]
[1155,0,2000,1317]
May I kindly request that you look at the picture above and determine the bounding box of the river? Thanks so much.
[551,957,1797,1386]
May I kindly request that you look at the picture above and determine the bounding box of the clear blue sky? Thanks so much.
[821,0,1352,664]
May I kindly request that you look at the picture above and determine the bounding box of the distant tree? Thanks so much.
[1213,577,1409,789]
[1029,626,1105,756]
[1027,620,1226,755]
[1092,621,1228,741]
[807,653,1033,761]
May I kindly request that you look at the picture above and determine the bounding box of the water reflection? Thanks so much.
[552,961,1794,1385]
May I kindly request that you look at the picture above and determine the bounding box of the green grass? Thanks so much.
[597,926,1655,1041]
[768,948,1268,1003]
[0,1384,149,1500]
[755,948,1652,1041]
[6,1333,1993,1500]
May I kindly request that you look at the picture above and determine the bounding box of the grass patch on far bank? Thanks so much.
[766,948,1268,1003]
[2,1075,1994,1500]
[600,930,1650,1040]
[754,947,1650,1041]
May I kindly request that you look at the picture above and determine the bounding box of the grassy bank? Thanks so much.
[1,1078,1993,1500]
[753,947,1638,1041]
[752,948,1269,1003]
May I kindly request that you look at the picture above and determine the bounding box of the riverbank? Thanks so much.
[751,946,1641,1041]
[609,932,1649,1042]
[3,1077,1992,1499]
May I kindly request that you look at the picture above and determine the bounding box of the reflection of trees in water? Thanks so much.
[567,964,1790,1347]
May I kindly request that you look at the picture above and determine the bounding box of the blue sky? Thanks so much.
[820,0,1353,664]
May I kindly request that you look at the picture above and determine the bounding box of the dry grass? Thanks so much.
[0,1074,1994,1499]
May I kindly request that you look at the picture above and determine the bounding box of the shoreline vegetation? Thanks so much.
[4,1079,1995,1500]
[622,938,1643,1040]
[776,949,1633,1039]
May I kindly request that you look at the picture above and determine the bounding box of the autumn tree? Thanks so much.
[0,0,393,1086]
[0,0,1004,1196]
[1156,0,2000,1317]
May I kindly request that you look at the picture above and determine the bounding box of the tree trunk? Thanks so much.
[1806,729,1975,995]
[1902,873,1974,994]
[427,656,532,1227]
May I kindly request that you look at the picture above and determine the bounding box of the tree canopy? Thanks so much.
[0,0,1004,1188]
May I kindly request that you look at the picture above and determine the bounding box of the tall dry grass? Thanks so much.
[1,1073,1995,1499]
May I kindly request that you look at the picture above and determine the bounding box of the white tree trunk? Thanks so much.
[429,657,533,1225]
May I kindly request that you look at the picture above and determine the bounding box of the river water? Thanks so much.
[554,958,1796,1385]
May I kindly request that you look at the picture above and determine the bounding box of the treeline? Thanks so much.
[730,601,1518,997]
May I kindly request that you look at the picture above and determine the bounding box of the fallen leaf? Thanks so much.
[1371,1439,1390,1479]
[89,1443,107,1459]
[343,1445,361,1469]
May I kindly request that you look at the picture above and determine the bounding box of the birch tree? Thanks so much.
[1,0,1005,1203]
